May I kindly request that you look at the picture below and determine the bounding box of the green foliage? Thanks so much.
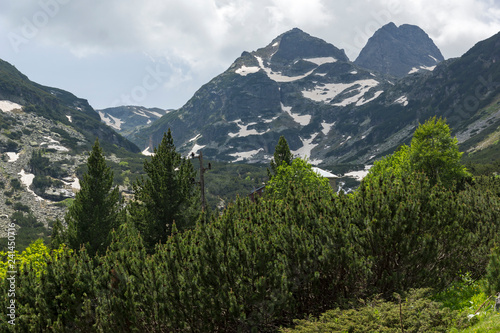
[49,219,66,250]
[364,144,410,183]
[65,138,122,256]
[366,117,472,187]
[29,150,68,178]
[281,289,474,333]
[269,135,293,178]
[129,129,200,252]
[465,159,500,177]
[0,239,67,279]
[203,160,268,210]
[433,273,487,312]
[11,211,42,228]
[410,117,471,185]
[0,139,19,152]
[1,150,499,331]
[13,202,30,213]
[265,157,333,200]
[484,246,500,297]
[9,178,21,190]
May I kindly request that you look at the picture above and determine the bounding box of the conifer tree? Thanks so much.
[65,138,122,256]
[269,135,293,178]
[129,129,199,252]
[49,218,66,250]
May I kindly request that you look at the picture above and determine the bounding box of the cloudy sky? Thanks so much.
[1,0,499,110]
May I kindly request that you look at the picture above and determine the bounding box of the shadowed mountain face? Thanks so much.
[130,27,500,167]
[354,22,444,77]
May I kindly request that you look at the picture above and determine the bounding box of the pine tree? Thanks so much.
[49,218,66,250]
[129,129,199,252]
[65,138,122,256]
[269,135,293,178]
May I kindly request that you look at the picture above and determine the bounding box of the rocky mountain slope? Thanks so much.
[0,59,142,240]
[97,105,169,139]
[131,24,500,166]
[354,22,444,77]
[133,27,394,162]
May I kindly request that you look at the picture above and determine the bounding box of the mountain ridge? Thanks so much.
[129,25,500,167]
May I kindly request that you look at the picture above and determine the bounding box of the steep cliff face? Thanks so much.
[354,22,444,77]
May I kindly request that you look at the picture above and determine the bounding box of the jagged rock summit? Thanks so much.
[354,22,444,77]
[135,27,389,163]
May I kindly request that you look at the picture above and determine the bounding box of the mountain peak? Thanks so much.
[354,22,444,77]
[269,28,349,64]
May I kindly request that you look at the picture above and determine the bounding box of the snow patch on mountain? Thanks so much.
[255,56,315,82]
[0,100,22,112]
[18,169,44,201]
[259,115,279,123]
[302,83,353,102]
[292,133,320,160]
[235,65,261,76]
[356,90,384,106]
[321,121,336,135]
[132,109,165,118]
[344,165,373,180]
[188,134,202,142]
[61,176,80,191]
[188,143,206,156]
[281,103,311,126]
[420,65,436,71]
[40,136,69,152]
[408,65,436,74]
[230,148,264,162]
[99,111,123,131]
[303,57,337,66]
[302,79,380,106]
[142,147,154,156]
[429,55,439,62]
[394,95,409,106]
[228,120,269,138]
[312,167,338,178]
[6,152,20,162]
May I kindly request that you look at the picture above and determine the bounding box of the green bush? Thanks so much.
[10,178,21,190]
[13,202,30,213]
[0,170,498,331]
[281,289,475,333]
